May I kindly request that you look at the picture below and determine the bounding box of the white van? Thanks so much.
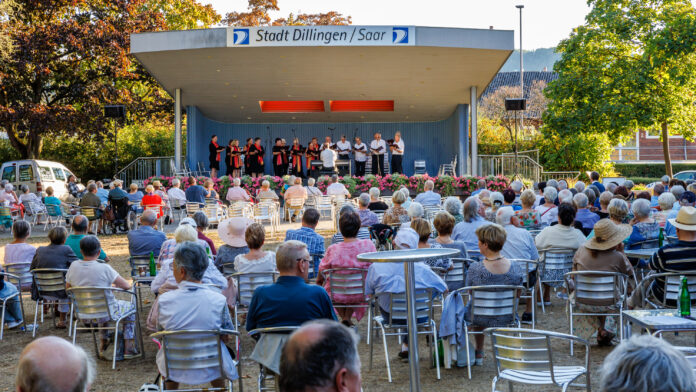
[0,160,79,198]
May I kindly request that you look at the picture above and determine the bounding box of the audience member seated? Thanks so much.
[152,242,238,390]
[471,179,487,197]
[225,178,251,204]
[573,193,599,232]
[514,189,541,228]
[215,217,251,272]
[279,320,361,392]
[356,193,379,227]
[326,175,350,198]
[330,205,371,244]
[443,197,464,224]
[382,190,409,225]
[127,210,167,257]
[66,235,138,358]
[151,225,227,295]
[317,211,375,327]
[558,189,574,204]
[452,197,491,256]
[584,188,598,212]
[246,240,337,331]
[127,183,144,208]
[406,201,424,223]
[429,212,468,285]
[141,184,164,218]
[16,336,95,392]
[625,199,660,252]
[0,265,24,329]
[535,187,559,226]
[651,183,665,207]
[671,185,686,210]
[613,185,630,201]
[366,228,447,358]
[509,180,524,206]
[283,177,308,222]
[645,207,696,302]
[4,220,37,276]
[596,191,613,219]
[79,183,104,233]
[194,211,217,255]
[107,179,128,201]
[64,216,108,262]
[152,180,168,202]
[184,176,207,206]
[399,186,413,209]
[535,203,587,251]
[367,187,388,211]
[599,335,696,392]
[572,219,633,346]
[285,208,325,271]
[254,180,278,201]
[574,181,585,193]
[166,178,187,208]
[464,223,523,365]
[305,178,323,198]
[233,223,276,274]
[2,184,22,216]
[666,191,696,237]
[414,180,441,206]
[411,217,452,272]
[485,191,504,222]
[203,179,219,200]
[501,189,519,211]
[30,226,77,328]
[18,185,45,216]
[158,217,211,263]
[43,186,62,208]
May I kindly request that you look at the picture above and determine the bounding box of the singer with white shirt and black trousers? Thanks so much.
[353,136,368,176]
[390,131,404,174]
[335,135,351,176]
[370,132,387,176]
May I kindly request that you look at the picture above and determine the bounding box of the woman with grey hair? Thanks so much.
[671,185,685,206]
[153,241,238,389]
[368,187,388,211]
[443,196,464,224]
[4,221,36,289]
[625,198,660,253]
[600,335,696,392]
[356,193,379,227]
[485,191,505,222]
[406,201,424,221]
[654,192,677,228]
[535,187,558,226]
[588,198,630,240]
[382,189,408,225]
[399,186,412,209]
[305,177,322,198]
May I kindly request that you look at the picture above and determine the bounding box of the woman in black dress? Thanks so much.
[228,139,243,178]
[272,138,285,177]
[225,139,234,177]
[243,138,253,176]
[208,135,225,178]
[290,137,305,178]
[248,137,265,177]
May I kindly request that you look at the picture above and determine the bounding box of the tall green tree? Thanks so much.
[543,0,696,176]
[0,0,17,61]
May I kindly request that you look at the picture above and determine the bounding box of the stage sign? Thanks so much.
[227,26,415,47]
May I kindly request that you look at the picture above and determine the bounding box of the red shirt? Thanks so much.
[141,194,163,218]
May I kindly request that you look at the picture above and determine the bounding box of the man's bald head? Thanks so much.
[279,320,360,392]
[16,336,95,392]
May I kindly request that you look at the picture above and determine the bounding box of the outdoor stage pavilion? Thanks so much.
[130,25,514,177]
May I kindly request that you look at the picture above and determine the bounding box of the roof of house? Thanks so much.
[482,71,558,98]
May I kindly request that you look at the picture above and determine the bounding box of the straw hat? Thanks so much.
[668,206,696,232]
[218,217,252,247]
[585,219,632,251]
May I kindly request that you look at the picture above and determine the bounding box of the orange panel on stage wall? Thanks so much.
[259,100,325,113]
[329,100,394,112]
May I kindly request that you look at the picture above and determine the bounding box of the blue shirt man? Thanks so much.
[246,241,336,331]
[127,223,167,256]
[414,190,442,206]
[108,184,129,200]
[185,183,207,205]
[452,216,491,255]
[96,185,109,206]
[575,208,600,230]
[284,208,325,274]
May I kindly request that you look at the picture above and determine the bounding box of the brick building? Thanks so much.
[611,131,696,162]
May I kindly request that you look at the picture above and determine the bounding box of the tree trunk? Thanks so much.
[662,122,673,177]
[5,125,43,159]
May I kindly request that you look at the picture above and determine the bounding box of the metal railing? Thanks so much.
[502,149,539,163]
[115,156,177,186]
[478,154,542,182]
[541,171,581,182]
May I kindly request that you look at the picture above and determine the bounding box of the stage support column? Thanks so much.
[470,86,478,176]
[457,104,469,176]
[175,88,182,171]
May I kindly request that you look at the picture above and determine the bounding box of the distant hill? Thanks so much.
[500,48,560,72]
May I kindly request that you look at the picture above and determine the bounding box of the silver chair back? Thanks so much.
[128,255,152,278]
[4,262,32,291]
[234,272,276,307]
[490,329,552,372]
[324,268,368,303]
[445,258,472,289]
[665,274,696,303]
[385,289,433,326]
[469,285,520,320]
[31,269,68,298]
[67,287,113,320]
[566,271,626,307]
[153,330,230,379]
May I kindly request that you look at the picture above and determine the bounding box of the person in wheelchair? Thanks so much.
[106,195,132,234]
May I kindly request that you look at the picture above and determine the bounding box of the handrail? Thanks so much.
[115,156,178,186]
[478,154,579,183]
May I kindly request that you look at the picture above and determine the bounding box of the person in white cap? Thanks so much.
[215,217,252,271]
[365,227,447,358]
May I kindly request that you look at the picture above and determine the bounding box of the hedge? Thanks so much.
[615,163,696,178]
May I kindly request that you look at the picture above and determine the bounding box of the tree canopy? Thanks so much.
[542,0,696,175]
[223,0,351,26]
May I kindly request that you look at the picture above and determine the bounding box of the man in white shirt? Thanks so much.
[167,178,187,209]
[353,136,368,176]
[335,135,352,176]
[326,175,350,197]
[390,131,404,174]
[226,178,251,203]
[320,142,337,173]
[320,136,333,151]
[370,132,387,176]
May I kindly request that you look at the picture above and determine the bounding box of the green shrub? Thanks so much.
[627,177,660,186]
[615,163,696,178]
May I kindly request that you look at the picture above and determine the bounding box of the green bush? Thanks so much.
[615,163,696,178]
[627,177,661,186]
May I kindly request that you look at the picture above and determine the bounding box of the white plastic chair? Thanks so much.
[151,329,241,392]
[368,289,440,382]
[485,327,591,391]
[253,202,279,235]
[23,200,47,228]
[186,202,202,217]
[284,198,305,221]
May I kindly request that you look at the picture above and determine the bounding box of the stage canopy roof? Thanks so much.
[131,26,514,123]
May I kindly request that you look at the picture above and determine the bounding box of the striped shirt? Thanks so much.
[331,227,371,244]
[649,240,696,298]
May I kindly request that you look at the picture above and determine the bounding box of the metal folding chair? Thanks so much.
[4,262,33,292]
[284,198,305,221]
[128,255,154,310]
[564,271,628,354]
[509,259,540,328]
[231,272,277,347]
[43,204,64,230]
[485,327,591,391]
[30,268,72,337]
[0,272,25,340]
[537,247,576,313]
[368,289,440,382]
[322,267,369,321]
[67,286,144,369]
[80,206,100,234]
[151,329,241,392]
[444,257,473,291]
[414,160,427,175]
[23,200,47,228]
[456,284,524,379]
[248,326,299,392]
[636,272,696,309]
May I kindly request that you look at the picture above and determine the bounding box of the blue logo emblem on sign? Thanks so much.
[233,28,249,45]
[393,27,408,44]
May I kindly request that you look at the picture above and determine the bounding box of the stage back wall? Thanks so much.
[130,25,514,176]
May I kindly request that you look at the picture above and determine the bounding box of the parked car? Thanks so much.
[646,170,696,188]
[0,160,82,198]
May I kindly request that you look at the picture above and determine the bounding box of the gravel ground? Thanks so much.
[0,224,690,392]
